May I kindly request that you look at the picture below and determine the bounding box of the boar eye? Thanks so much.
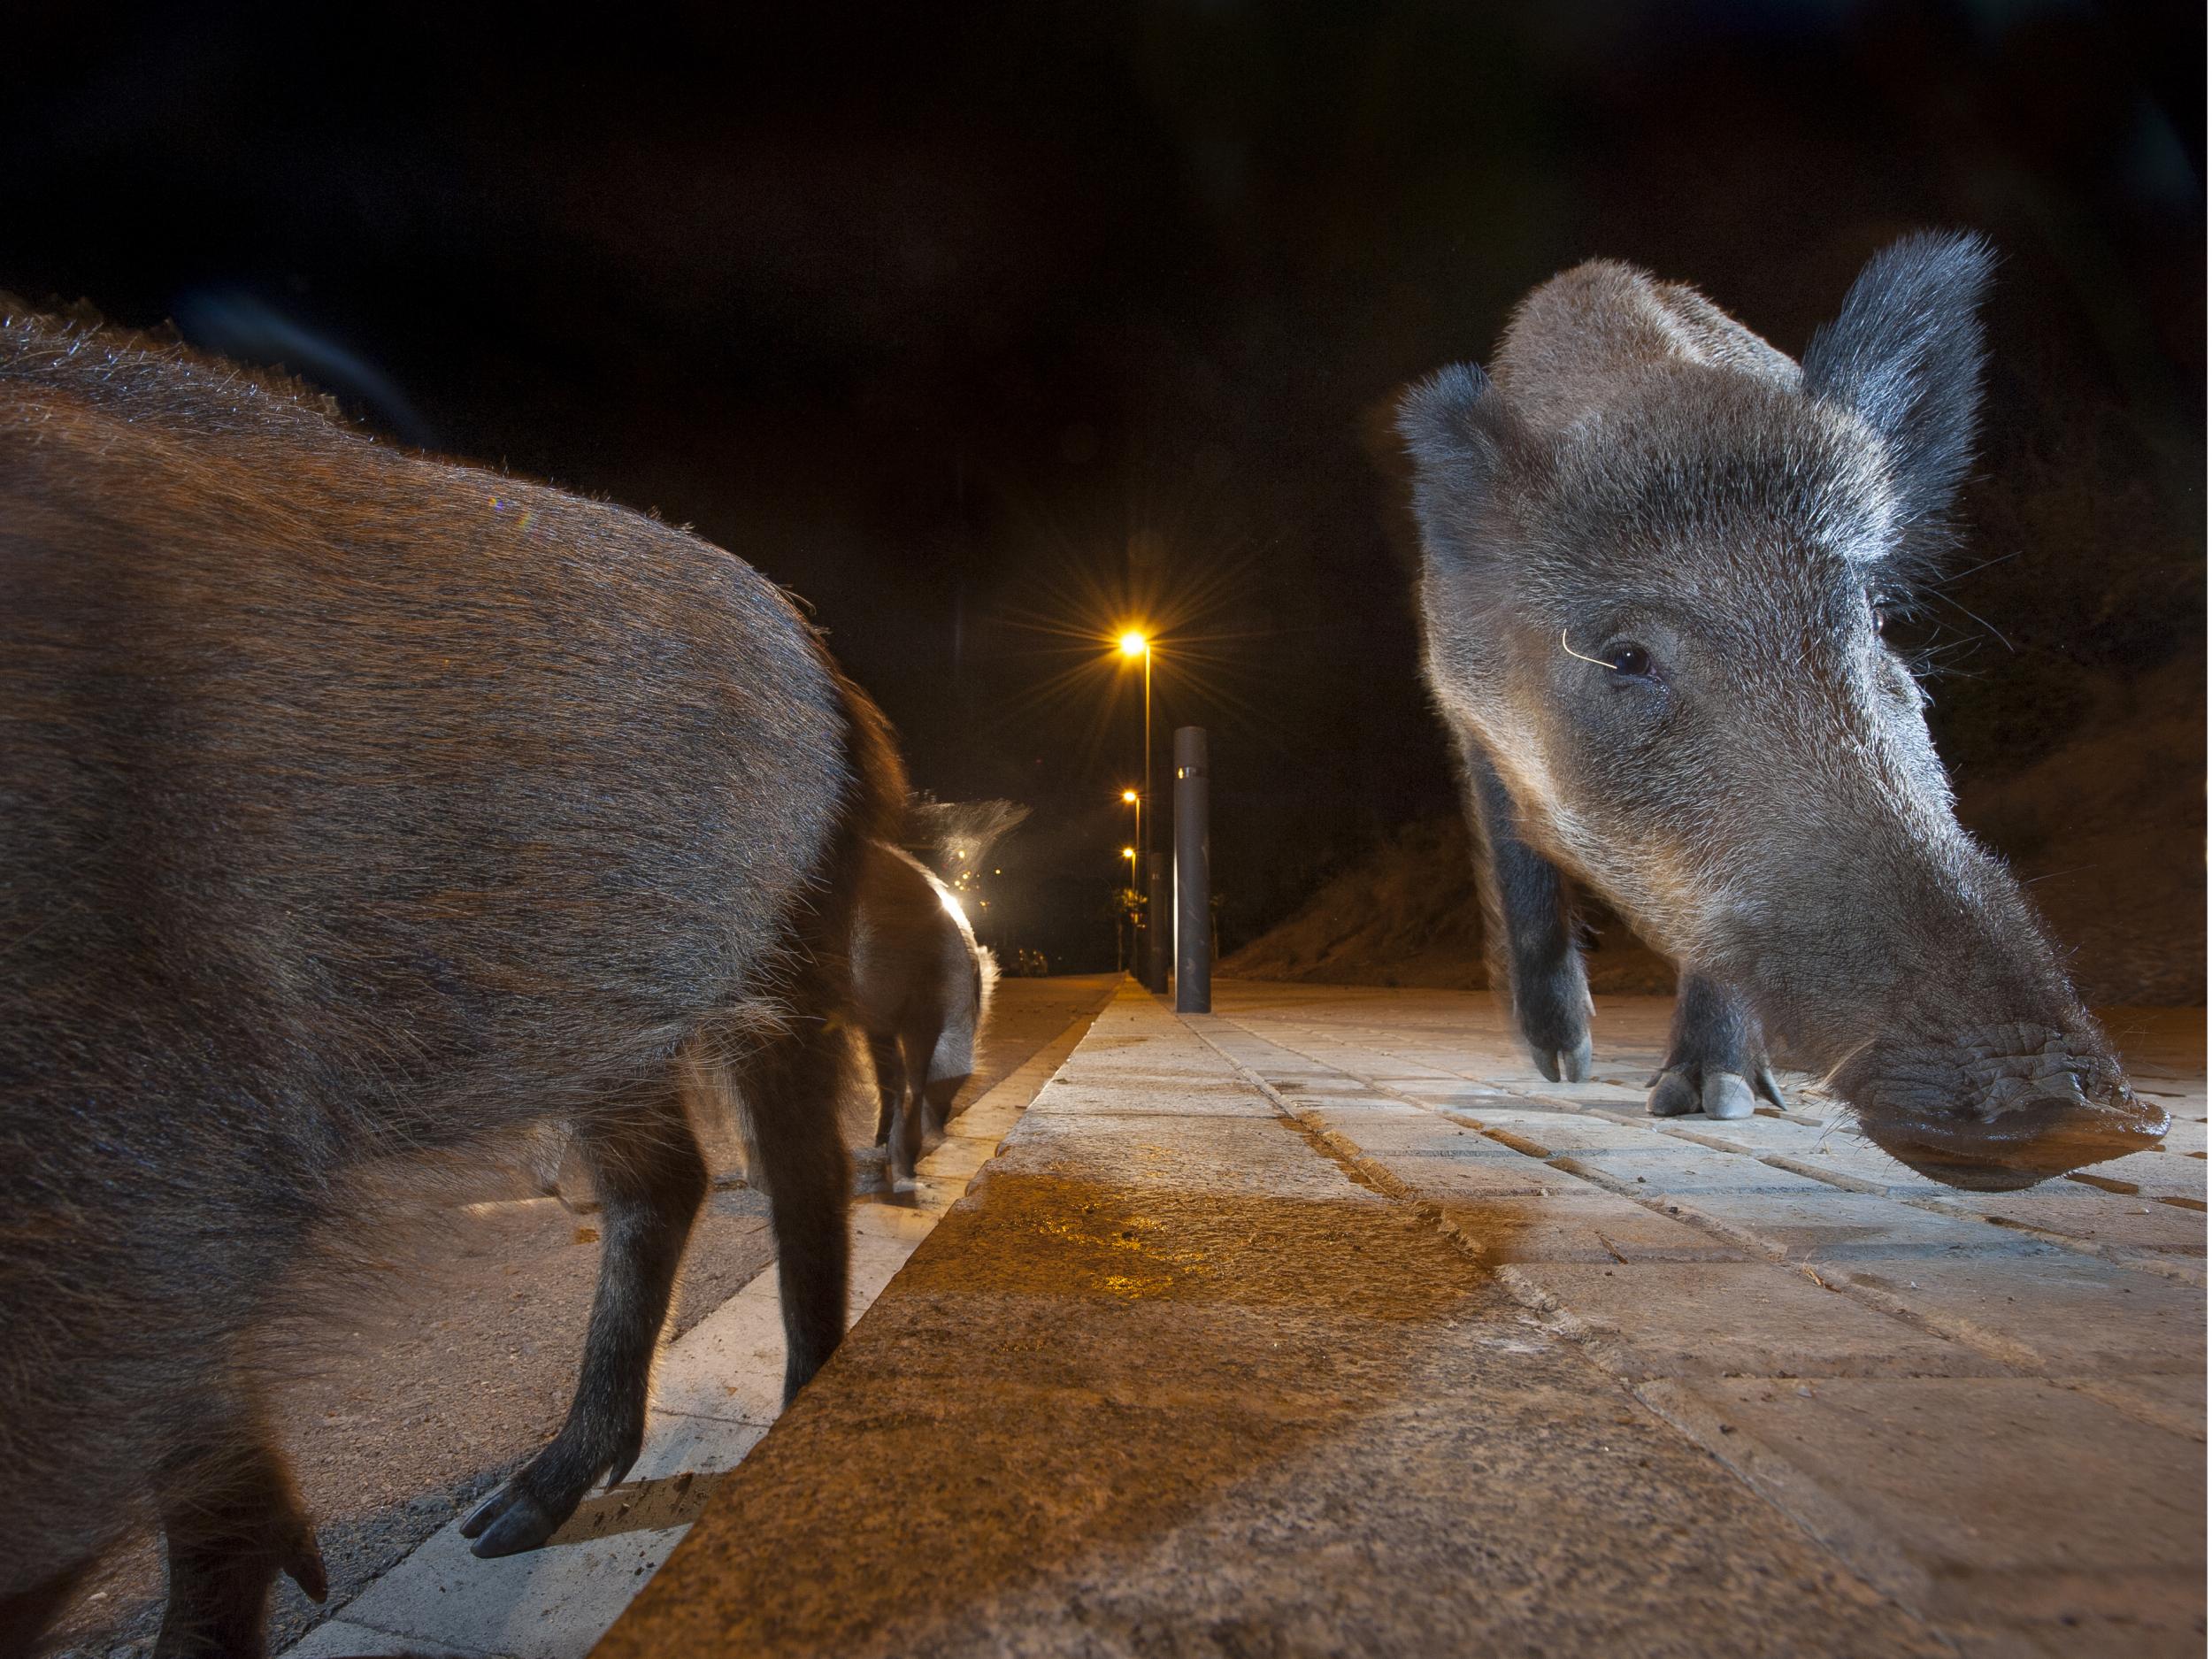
[1602,641,1655,678]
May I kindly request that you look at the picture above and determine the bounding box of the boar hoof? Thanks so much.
[1647,1069,1701,1117]
[461,1486,560,1557]
[1702,1073,1756,1120]
[1531,1033,1593,1084]
[285,1520,330,1603]
[1649,1066,1761,1119]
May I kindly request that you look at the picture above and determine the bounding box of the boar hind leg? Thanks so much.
[463,1082,709,1557]
[858,1026,902,1159]
[152,1424,326,1659]
[868,1031,902,1149]
[1461,742,1593,1081]
[1647,972,1783,1121]
[741,1008,853,1402]
[887,1014,942,1188]
[921,1071,966,1140]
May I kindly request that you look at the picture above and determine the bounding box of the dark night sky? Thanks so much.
[3,1,2200,966]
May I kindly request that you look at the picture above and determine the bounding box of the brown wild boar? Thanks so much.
[852,839,995,1190]
[0,303,902,1655]
[1398,234,2167,1192]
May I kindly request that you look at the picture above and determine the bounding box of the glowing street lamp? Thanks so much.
[1115,627,1152,866]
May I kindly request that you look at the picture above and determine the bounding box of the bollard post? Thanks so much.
[1174,726,1210,1013]
[1144,861,1171,992]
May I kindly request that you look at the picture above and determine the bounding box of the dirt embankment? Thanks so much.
[1225,657,2203,1008]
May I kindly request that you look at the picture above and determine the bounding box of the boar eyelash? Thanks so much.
[1561,630,1618,670]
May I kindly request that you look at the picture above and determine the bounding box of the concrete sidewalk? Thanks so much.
[281,984,1115,1659]
[598,979,2203,1656]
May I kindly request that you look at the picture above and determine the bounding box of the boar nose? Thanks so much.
[1861,1073,2170,1193]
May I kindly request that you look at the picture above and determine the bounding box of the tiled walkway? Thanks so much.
[598,982,2206,1657]
[1200,983,2206,1655]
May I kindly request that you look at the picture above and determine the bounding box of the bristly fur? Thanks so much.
[0,297,905,1652]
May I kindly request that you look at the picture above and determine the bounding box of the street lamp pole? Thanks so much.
[1141,643,1153,874]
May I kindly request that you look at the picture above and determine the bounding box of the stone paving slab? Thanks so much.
[1643,1377,2206,1657]
[1206,983,2206,1657]
[288,1622,486,1656]
[598,984,1973,1657]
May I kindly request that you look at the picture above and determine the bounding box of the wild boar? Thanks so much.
[0,303,902,1655]
[1398,234,2167,1191]
[852,839,995,1190]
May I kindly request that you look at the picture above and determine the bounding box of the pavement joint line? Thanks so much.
[1239,1010,2208,1289]
[1207,1014,2085,1381]
[1954,1208,2207,1286]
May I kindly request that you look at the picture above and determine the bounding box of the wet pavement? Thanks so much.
[598,979,2204,1659]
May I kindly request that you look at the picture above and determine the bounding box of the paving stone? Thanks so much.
[2057,1148,2206,1203]
[1824,1243,2205,1376]
[626,1414,769,1483]
[1954,1187,2207,1257]
[1434,1189,1749,1264]
[559,981,2204,1659]
[1665,1188,2034,1261]
[1660,1376,2207,1655]
[330,1514,684,1659]
[987,1109,1359,1199]
[1028,1076,1273,1115]
[285,1620,487,1656]
[1506,1258,1998,1379]
[1548,1138,1848,1197]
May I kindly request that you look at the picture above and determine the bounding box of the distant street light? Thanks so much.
[1114,626,1164,991]
[1117,845,1140,972]
[1114,627,1152,864]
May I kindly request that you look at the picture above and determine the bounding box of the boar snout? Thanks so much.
[1835,1023,2170,1191]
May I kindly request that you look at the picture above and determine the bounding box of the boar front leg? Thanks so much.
[1647,972,1785,1121]
[1459,740,1593,1082]
[463,1079,708,1557]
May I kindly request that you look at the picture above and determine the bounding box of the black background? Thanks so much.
[4,1,2200,967]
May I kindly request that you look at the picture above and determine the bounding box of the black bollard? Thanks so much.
[1174,726,1210,1013]
[1144,860,1172,992]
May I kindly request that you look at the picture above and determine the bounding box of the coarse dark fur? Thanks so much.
[852,840,995,1190]
[1399,233,2167,1191]
[0,303,905,1655]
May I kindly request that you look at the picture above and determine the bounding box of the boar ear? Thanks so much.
[1801,231,1995,557]
[1397,363,1514,570]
